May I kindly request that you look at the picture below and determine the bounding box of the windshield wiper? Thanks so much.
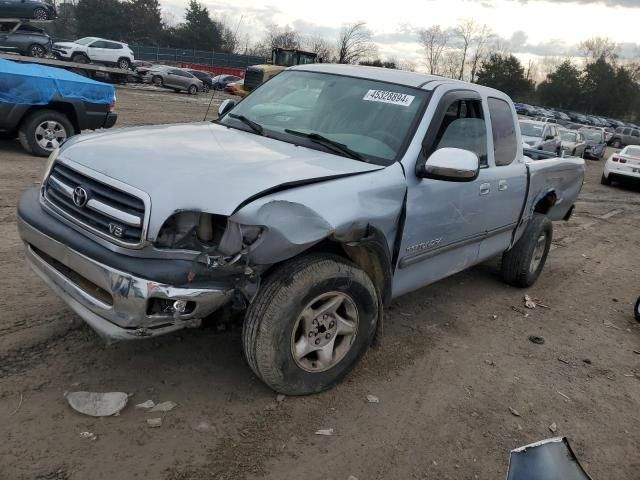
[229,114,264,135]
[284,129,367,162]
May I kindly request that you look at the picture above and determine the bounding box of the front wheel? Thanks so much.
[612,139,622,149]
[152,75,163,87]
[243,254,379,395]
[18,110,74,157]
[29,44,46,58]
[635,297,640,322]
[188,84,198,95]
[117,57,130,70]
[71,53,89,64]
[203,83,210,93]
[33,7,49,19]
[501,213,553,288]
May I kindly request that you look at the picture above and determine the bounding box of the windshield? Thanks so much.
[220,70,429,165]
[520,122,544,138]
[580,130,604,142]
[75,37,95,45]
[560,131,577,142]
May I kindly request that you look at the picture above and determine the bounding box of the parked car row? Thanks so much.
[519,119,608,160]
[515,102,638,134]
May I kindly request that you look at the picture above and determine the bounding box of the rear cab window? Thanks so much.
[487,97,518,166]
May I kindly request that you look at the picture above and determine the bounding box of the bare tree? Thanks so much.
[304,34,334,62]
[418,25,449,75]
[468,24,493,83]
[441,49,463,79]
[578,36,620,64]
[336,21,377,64]
[455,18,478,80]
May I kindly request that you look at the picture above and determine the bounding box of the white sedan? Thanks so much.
[601,145,640,186]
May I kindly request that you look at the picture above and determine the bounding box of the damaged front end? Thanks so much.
[507,437,593,480]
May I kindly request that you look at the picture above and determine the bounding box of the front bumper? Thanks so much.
[18,202,233,342]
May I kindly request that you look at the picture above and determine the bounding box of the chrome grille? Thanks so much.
[44,162,146,246]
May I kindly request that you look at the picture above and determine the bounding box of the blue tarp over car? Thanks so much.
[0,58,115,106]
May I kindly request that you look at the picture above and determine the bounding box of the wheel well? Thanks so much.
[534,191,557,215]
[21,104,78,134]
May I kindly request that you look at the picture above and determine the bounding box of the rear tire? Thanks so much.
[612,139,622,149]
[243,254,379,395]
[33,7,49,19]
[501,213,553,288]
[635,297,640,322]
[18,110,74,157]
[601,173,612,185]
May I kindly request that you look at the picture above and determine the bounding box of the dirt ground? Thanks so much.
[1,87,639,480]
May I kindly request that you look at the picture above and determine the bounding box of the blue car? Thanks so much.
[0,0,57,20]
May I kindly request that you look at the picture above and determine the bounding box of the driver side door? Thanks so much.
[393,90,493,297]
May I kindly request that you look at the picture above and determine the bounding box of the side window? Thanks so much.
[487,97,518,167]
[431,99,488,166]
[632,130,640,138]
[89,40,106,48]
[108,42,123,49]
[623,128,631,135]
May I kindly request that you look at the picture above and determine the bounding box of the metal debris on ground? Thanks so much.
[509,407,521,417]
[484,359,496,366]
[511,306,529,317]
[9,392,23,417]
[315,428,335,436]
[583,358,592,364]
[557,357,569,365]
[548,422,557,433]
[633,350,640,355]
[149,401,177,413]
[147,417,162,428]
[528,335,545,345]
[557,391,571,402]
[65,391,128,417]
[79,431,98,441]
[524,295,537,309]
[366,394,380,403]
[276,394,286,402]
[135,400,155,409]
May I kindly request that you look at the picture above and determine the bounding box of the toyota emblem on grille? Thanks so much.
[73,186,89,207]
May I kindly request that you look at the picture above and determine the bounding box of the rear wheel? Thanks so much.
[33,7,49,19]
[243,254,379,395]
[501,213,553,288]
[203,83,210,93]
[612,138,622,149]
[18,110,74,157]
[188,84,198,95]
[635,297,640,322]
[28,44,46,58]
[601,173,612,185]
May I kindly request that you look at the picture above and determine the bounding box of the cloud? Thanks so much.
[512,0,640,7]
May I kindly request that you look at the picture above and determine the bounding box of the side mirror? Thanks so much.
[421,148,479,182]
[218,99,236,117]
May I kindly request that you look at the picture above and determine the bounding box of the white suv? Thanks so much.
[53,37,134,70]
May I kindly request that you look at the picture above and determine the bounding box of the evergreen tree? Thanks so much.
[476,54,534,101]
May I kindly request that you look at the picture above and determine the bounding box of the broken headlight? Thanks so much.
[155,212,264,255]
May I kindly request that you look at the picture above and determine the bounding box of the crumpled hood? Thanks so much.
[522,135,541,146]
[53,42,78,49]
[58,122,383,236]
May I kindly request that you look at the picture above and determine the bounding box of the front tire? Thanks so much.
[117,57,130,70]
[28,44,46,58]
[18,110,74,157]
[612,139,622,149]
[635,297,640,322]
[501,213,553,288]
[188,84,198,95]
[152,75,163,87]
[71,53,89,64]
[243,254,379,395]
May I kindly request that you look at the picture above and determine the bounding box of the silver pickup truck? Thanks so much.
[17,64,585,395]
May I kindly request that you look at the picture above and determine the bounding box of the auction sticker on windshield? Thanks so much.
[363,90,415,106]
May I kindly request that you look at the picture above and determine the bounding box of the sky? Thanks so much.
[161,0,640,65]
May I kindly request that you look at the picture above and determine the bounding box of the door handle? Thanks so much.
[479,183,491,195]
[498,180,508,191]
